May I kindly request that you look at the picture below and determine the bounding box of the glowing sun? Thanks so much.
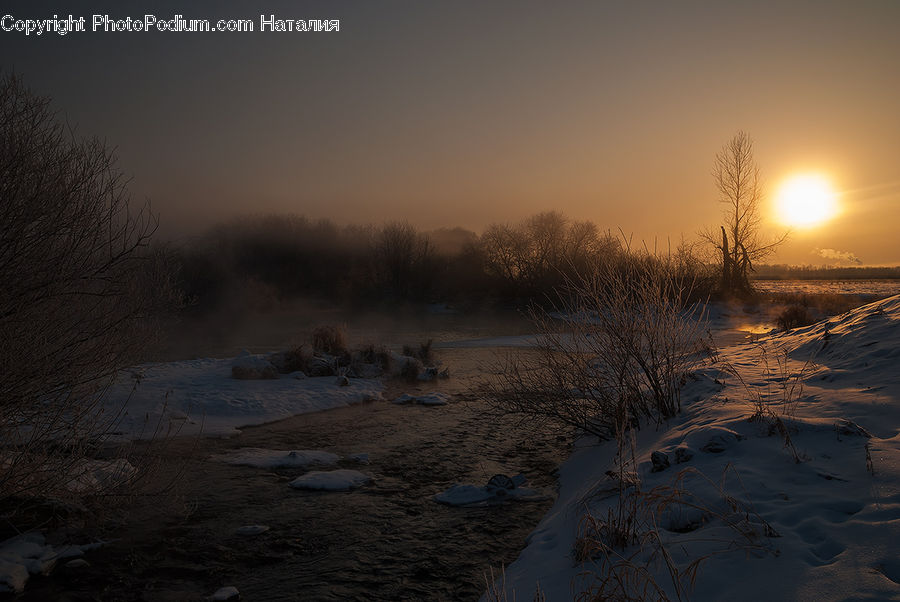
[775,174,839,228]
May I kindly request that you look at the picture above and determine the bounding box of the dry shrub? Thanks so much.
[402,339,434,364]
[775,304,813,331]
[484,247,708,440]
[398,356,424,381]
[351,344,393,373]
[269,345,310,374]
[311,324,348,355]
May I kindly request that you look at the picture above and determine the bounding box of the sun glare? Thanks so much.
[775,174,839,228]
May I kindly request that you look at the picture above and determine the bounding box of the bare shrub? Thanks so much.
[0,73,174,515]
[483,247,708,440]
[311,324,348,356]
[775,304,814,331]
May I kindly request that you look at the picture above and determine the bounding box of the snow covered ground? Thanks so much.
[102,354,383,439]
[496,294,900,600]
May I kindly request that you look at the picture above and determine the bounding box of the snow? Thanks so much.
[288,469,372,491]
[102,353,383,439]
[214,448,340,468]
[392,392,449,406]
[435,474,547,507]
[0,533,102,593]
[494,294,900,601]
[211,585,240,600]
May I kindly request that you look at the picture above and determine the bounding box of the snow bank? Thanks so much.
[102,354,383,439]
[214,448,340,468]
[495,295,900,601]
[288,469,372,491]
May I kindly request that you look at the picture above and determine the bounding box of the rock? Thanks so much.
[211,586,240,601]
[486,474,517,490]
[335,375,350,386]
[64,559,90,569]
[674,446,694,464]
[650,451,670,472]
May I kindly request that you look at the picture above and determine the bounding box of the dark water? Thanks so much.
[23,348,569,602]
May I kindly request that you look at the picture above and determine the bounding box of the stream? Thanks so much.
[22,346,569,602]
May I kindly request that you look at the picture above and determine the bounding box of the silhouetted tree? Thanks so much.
[480,212,617,297]
[372,221,434,299]
[702,131,785,294]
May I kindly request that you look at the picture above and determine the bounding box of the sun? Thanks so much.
[774,174,839,228]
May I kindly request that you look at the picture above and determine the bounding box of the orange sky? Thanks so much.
[4,0,899,265]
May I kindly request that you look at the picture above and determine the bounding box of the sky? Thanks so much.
[2,0,900,265]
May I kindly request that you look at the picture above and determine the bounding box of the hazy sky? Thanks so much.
[3,1,900,265]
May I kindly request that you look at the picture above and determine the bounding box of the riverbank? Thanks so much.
[496,294,900,600]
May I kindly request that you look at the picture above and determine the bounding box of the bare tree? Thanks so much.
[0,73,171,508]
[702,131,785,294]
[480,212,619,297]
[372,221,434,299]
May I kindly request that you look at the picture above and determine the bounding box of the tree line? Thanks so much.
[172,210,720,312]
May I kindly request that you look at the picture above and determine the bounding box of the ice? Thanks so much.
[211,585,240,600]
[392,393,449,406]
[288,469,372,491]
[234,525,269,536]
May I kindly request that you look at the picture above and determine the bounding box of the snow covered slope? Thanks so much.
[497,295,900,601]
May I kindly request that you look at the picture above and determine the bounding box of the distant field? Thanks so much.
[753,279,900,297]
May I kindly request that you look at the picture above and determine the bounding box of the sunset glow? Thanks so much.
[775,174,839,228]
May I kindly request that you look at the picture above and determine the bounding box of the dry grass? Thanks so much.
[575,462,778,602]
[483,565,547,602]
[721,343,811,463]
[311,323,348,356]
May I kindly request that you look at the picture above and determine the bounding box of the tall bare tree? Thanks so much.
[703,131,785,294]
